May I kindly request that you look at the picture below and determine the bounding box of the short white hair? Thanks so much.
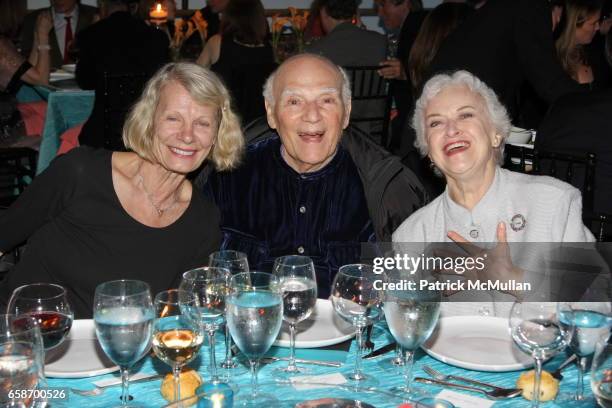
[262,53,352,109]
[412,70,511,164]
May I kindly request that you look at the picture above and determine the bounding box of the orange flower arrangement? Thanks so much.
[288,7,309,52]
[271,14,291,55]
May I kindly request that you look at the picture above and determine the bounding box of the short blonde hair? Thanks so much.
[123,62,244,170]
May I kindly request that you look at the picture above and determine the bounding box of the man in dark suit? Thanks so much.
[75,0,170,150]
[428,0,581,121]
[536,30,612,216]
[20,0,98,69]
[376,0,427,151]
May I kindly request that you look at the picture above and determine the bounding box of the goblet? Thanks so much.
[8,283,73,351]
[558,301,611,401]
[331,264,382,385]
[226,272,283,406]
[179,267,229,383]
[591,335,612,408]
[383,272,440,396]
[272,255,317,375]
[94,280,154,407]
[152,289,203,403]
[510,301,573,408]
[209,250,249,372]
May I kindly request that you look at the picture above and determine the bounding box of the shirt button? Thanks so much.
[469,229,479,239]
[297,246,305,254]
[299,205,306,214]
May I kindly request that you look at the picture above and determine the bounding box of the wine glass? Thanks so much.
[272,255,317,375]
[558,301,612,401]
[510,301,574,408]
[94,280,155,407]
[8,283,73,351]
[209,250,249,372]
[0,314,45,407]
[152,289,204,403]
[179,267,229,383]
[331,264,383,385]
[226,272,283,407]
[383,271,440,396]
[591,335,612,408]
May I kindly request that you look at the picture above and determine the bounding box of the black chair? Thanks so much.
[343,65,392,147]
[0,147,37,207]
[584,212,612,242]
[102,71,149,150]
[503,144,535,174]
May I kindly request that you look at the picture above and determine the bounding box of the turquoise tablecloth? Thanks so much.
[16,84,94,175]
[44,324,595,408]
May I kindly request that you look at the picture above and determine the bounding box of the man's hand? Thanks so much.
[378,58,407,80]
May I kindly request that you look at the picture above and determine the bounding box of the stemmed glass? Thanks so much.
[591,335,612,407]
[510,301,574,408]
[383,271,440,396]
[558,301,611,401]
[152,289,204,403]
[209,250,249,372]
[272,255,317,375]
[0,314,45,407]
[8,283,73,351]
[93,280,155,407]
[179,267,229,383]
[226,272,283,406]
[331,264,383,385]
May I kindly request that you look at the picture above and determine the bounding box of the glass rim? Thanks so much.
[0,314,42,339]
[230,271,279,290]
[182,266,230,282]
[154,288,196,305]
[273,255,314,267]
[209,250,248,262]
[337,263,374,278]
[11,282,68,301]
[94,279,151,298]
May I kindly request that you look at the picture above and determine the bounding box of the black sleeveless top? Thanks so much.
[211,35,276,125]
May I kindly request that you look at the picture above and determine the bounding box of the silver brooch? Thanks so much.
[510,214,526,232]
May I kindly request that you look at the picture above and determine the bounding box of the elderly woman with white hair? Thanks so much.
[393,70,594,243]
[0,62,244,318]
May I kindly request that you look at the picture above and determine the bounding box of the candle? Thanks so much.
[149,3,168,19]
[196,383,233,408]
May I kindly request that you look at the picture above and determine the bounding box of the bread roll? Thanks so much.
[516,370,559,401]
[160,368,202,406]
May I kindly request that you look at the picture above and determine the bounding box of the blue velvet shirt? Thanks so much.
[204,136,374,298]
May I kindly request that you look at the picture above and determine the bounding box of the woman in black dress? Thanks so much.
[197,0,276,125]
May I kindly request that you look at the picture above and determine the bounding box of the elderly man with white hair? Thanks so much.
[201,53,427,297]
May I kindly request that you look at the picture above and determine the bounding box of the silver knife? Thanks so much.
[261,356,341,368]
[363,342,396,360]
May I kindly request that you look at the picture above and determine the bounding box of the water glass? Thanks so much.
[510,301,573,407]
[152,289,204,403]
[591,335,612,407]
[179,267,230,383]
[383,272,440,396]
[8,283,73,351]
[209,250,249,371]
[558,301,612,401]
[272,255,317,375]
[331,264,382,385]
[94,280,154,406]
[226,272,283,406]
[0,315,44,407]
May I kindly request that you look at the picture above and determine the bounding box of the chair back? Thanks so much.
[343,65,392,147]
[102,72,149,151]
[0,148,37,206]
[503,144,534,174]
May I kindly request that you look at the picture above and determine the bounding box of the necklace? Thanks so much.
[137,175,179,217]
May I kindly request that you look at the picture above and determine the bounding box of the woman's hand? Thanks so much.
[377,58,407,80]
[444,222,525,297]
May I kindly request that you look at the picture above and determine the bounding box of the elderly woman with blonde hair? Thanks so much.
[0,62,244,318]
[393,70,594,244]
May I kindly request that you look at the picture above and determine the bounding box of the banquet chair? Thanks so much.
[102,71,149,151]
[0,147,37,207]
[343,66,392,148]
[503,144,534,174]
[584,212,611,242]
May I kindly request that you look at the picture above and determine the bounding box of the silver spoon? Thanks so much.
[414,377,523,399]
[423,364,513,391]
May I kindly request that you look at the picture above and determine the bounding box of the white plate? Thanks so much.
[60,64,76,73]
[422,316,533,372]
[45,319,119,378]
[274,299,354,348]
[49,71,75,82]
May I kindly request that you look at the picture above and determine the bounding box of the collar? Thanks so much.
[52,5,79,22]
[329,21,358,34]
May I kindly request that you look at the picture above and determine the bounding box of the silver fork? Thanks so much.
[70,374,163,396]
[423,365,516,391]
[362,324,375,352]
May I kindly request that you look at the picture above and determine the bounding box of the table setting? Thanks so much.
[1,252,611,408]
